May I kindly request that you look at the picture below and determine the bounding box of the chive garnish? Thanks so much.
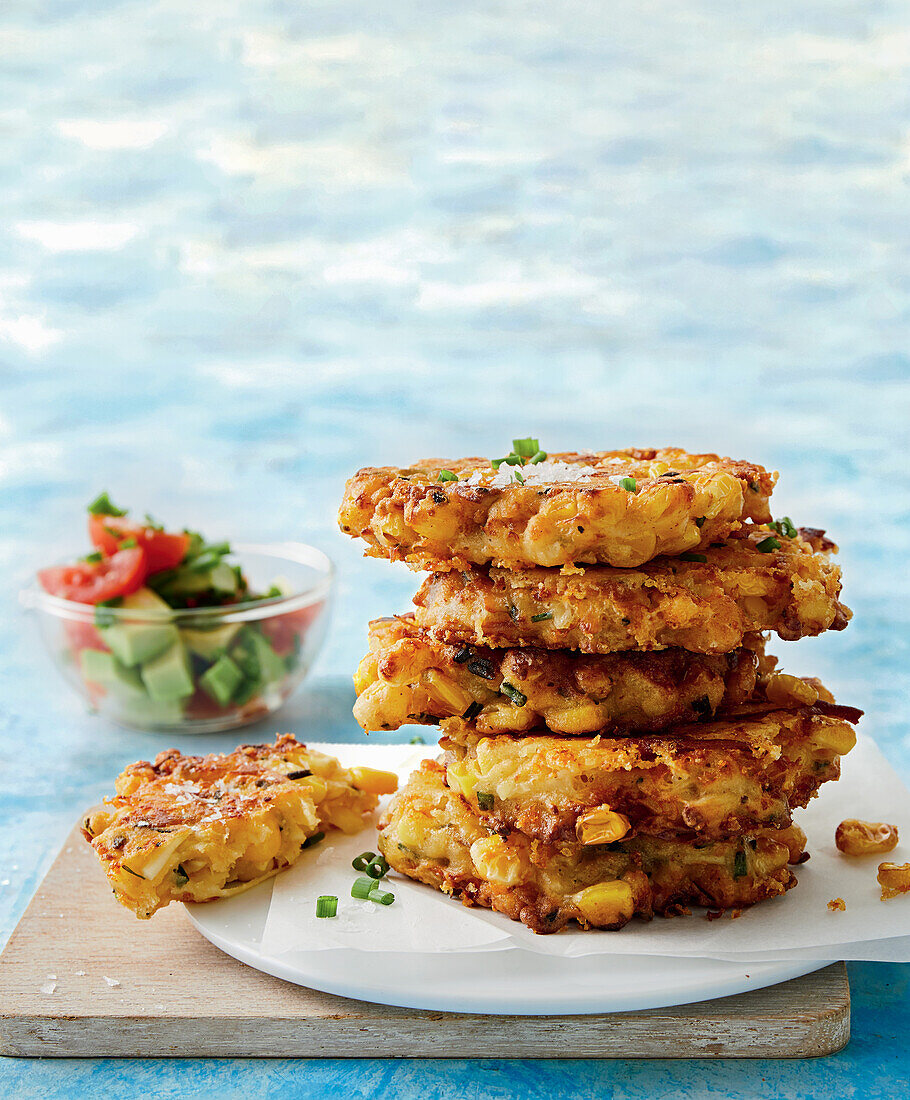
[351,875,378,900]
[365,855,390,880]
[513,469,525,485]
[476,791,495,812]
[119,537,138,549]
[694,516,706,528]
[409,734,426,745]
[301,831,325,849]
[173,864,189,886]
[733,850,748,878]
[352,852,376,873]
[769,517,797,539]
[462,701,483,721]
[87,492,127,517]
[756,536,781,553]
[529,450,547,464]
[368,887,395,905]
[121,865,145,879]
[679,552,707,563]
[619,477,637,492]
[82,551,103,564]
[501,682,527,707]
[512,438,539,457]
[531,611,553,622]
[437,470,458,483]
[316,895,338,918]
[453,646,473,664]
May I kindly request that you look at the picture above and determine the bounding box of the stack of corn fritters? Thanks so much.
[339,446,862,934]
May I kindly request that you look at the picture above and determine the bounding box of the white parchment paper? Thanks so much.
[260,734,910,963]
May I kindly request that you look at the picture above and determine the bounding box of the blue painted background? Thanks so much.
[1,0,908,1096]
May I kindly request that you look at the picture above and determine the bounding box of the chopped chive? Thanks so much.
[531,611,553,622]
[512,437,539,458]
[454,646,473,664]
[756,536,781,553]
[501,682,527,707]
[679,552,708,563]
[529,450,547,464]
[437,470,458,483]
[87,492,127,517]
[409,734,426,745]
[467,657,496,680]
[368,887,395,905]
[733,850,748,878]
[118,537,138,549]
[316,895,338,918]
[513,469,525,484]
[769,516,797,539]
[121,865,144,879]
[173,864,189,886]
[694,516,706,528]
[82,551,104,564]
[351,876,376,899]
[144,512,163,530]
[619,477,637,492]
[476,791,495,812]
[301,831,325,849]
[352,852,377,873]
[365,855,390,880]
[462,701,483,721]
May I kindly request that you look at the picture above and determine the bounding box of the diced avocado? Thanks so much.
[116,696,186,727]
[247,630,286,684]
[80,648,147,700]
[140,641,194,701]
[101,587,177,667]
[231,676,262,707]
[199,654,244,707]
[180,622,242,661]
[167,561,239,597]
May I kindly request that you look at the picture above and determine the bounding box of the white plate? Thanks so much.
[186,881,830,1015]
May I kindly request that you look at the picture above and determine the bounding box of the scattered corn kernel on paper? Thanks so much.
[257,736,910,963]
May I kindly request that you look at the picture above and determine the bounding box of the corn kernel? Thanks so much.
[813,722,857,755]
[445,761,476,800]
[470,836,523,885]
[835,819,899,856]
[548,702,607,735]
[572,880,635,926]
[297,775,328,801]
[765,673,818,707]
[349,767,399,795]
[575,807,631,845]
[331,807,368,835]
[877,862,910,901]
[424,670,475,712]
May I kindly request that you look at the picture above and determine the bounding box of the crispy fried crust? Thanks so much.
[354,614,762,735]
[339,448,776,571]
[412,526,851,654]
[82,735,392,919]
[441,694,858,843]
[378,761,802,934]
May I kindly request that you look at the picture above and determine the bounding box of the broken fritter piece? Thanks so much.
[441,693,859,843]
[353,613,763,735]
[82,734,397,919]
[378,760,803,934]
[412,525,850,655]
[339,448,776,571]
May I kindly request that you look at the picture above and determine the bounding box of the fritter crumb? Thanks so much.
[827,897,846,912]
[878,862,910,901]
[835,819,899,856]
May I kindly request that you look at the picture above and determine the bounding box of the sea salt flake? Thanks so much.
[40,981,57,995]
[103,976,120,987]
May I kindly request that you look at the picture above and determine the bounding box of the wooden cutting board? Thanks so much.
[0,827,849,1059]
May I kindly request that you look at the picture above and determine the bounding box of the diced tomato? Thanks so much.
[89,515,189,575]
[63,619,108,654]
[260,603,321,656]
[38,547,147,604]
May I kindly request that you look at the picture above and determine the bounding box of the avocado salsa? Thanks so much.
[38,494,309,725]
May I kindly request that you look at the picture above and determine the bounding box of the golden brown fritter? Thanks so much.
[353,613,762,736]
[412,525,850,654]
[339,448,776,571]
[441,694,860,843]
[378,760,804,934]
[82,734,397,919]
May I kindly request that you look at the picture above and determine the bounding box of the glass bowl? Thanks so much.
[21,542,334,734]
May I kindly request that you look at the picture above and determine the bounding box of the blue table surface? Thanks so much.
[1,1,909,1096]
